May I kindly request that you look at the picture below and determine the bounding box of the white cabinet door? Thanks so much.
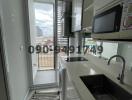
[82,0,94,29]
[66,71,80,100]
[94,0,114,11]
[84,0,93,9]
[72,0,77,32]
[94,0,122,12]
[72,0,83,32]
[75,0,83,31]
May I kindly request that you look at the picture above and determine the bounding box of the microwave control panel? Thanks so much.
[121,0,132,30]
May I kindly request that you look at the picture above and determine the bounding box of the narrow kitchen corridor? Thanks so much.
[0,0,132,100]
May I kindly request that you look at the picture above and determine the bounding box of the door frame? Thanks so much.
[24,0,58,88]
[0,13,10,100]
[34,1,57,70]
[54,0,58,70]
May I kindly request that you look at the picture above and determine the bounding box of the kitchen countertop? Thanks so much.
[59,54,132,100]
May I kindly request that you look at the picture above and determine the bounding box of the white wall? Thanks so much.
[0,0,30,100]
[101,42,132,71]
[118,43,132,71]
[102,42,118,61]
[69,33,82,54]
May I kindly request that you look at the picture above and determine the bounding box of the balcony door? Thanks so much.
[28,0,58,87]
[34,2,54,71]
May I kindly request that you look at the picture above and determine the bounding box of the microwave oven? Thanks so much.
[92,1,132,34]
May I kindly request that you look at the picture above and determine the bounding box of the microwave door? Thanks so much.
[93,4,123,33]
[94,12,116,33]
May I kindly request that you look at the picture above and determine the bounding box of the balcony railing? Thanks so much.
[38,51,54,70]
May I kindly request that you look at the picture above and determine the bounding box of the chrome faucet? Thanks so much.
[107,55,126,84]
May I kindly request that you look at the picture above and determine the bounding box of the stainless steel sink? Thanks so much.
[80,75,132,100]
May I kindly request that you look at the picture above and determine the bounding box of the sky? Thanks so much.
[34,3,53,37]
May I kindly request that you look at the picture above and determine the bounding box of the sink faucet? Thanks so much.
[107,55,126,84]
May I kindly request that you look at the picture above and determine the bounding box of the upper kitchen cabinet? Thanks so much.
[72,0,83,32]
[94,0,122,14]
[60,0,72,37]
[82,0,94,32]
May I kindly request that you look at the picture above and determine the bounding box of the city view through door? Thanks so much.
[34,2,54,70]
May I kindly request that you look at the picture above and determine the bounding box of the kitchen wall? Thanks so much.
[87,41,132,87]
[117,43,132,71]
[0,0,30,100]
[83,40,132,86]
[101,42,118,61]
[97,41,132,71]
[69,33,77,53]
[88,54,132,87]
[69,32,83,54]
